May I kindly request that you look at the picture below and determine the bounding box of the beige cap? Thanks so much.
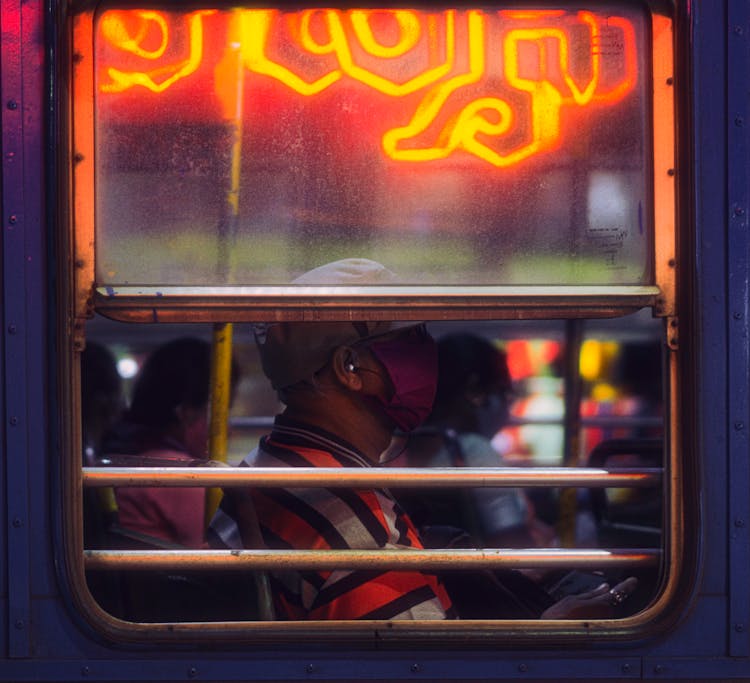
[254,259,413,390]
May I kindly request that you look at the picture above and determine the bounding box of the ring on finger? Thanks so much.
[609,589,627,606]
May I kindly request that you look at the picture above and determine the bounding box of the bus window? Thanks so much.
[68,0,676,642]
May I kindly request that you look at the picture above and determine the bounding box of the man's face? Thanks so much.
[357,325,439,433]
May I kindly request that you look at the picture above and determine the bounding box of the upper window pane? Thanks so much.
[93,5,652,287]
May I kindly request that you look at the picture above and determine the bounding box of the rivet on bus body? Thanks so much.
[734,312,743,320]
[735,518,746,528]
[667,168,675,176]
[9,416,18,426]
[410,664,420,673]
[621,663,631,674]
[6,100,18,110]
[653,664,664,674]
[665,77,673,86]
[187,667,197,678]
[735,25,744,35]
[518,664,528,673]
[735,206,746,217]
[81,666,90,677]
[14,620,24,630]
[7,324,16,334]
[6,151,14,160]
[305,664,315,674]
[735,421,745,431]
[12,518,22,528]
[736,623,746,632]
[737,117,745,127]
[8,214,17,225]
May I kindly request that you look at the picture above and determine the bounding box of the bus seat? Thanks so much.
[586,438,663,548]
[84,454,267,623]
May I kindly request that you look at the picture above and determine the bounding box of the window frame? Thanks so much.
[65,0,684,646]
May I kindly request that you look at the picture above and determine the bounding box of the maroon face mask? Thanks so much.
[365,326,438,432]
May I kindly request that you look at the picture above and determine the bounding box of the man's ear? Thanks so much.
[330,346,364,391]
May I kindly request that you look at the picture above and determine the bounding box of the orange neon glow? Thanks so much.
[100,10,216,93]
[350,10,421,58]
[100,11,169,60]
[96,8,639,167]
[274,9,457,96]
[500,10,566,20]
[590,16,638,104]
[381,11,486,161]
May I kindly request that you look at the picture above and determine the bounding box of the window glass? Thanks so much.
[93,5,652,287]
[82,312,664,623]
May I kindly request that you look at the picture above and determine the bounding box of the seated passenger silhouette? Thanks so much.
[98,336,255,622]
[102,337,236,548]
[81,341,125,548]
[391,332,556,550]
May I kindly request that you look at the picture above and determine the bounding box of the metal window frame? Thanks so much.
[63,0,684,646]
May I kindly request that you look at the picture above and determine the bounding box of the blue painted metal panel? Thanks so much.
[1,0,33,660]
[21,0,54,604]
[641,596,727,657]
[692,0,730,602]
[0,654,650,681]
[726,0,750,658]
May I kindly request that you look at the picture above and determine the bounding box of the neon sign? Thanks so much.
[97,8,638,168]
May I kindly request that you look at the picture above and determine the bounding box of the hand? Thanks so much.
[540,577,639,619]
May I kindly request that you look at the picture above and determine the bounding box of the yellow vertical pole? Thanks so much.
[557,319,584,547]
[206,322,234,523]
[206,12,244,524]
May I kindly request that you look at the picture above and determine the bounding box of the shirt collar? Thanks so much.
[269,414,372,468]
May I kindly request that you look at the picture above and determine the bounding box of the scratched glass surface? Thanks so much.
[93,6,652,286]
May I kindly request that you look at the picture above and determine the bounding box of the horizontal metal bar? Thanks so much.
[506,415,664,428]
[97,285,660,298]
[228,415,665,429]
[600,522,661,536]
[83,466,662,488]
[84,548,661,572]
[93,286,659,323]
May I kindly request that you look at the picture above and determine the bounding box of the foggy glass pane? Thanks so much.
[94,5,652,287]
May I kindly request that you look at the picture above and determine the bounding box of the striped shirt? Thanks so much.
[209,417,454,620]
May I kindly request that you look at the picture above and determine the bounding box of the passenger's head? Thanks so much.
[128,337,238,459]
[255,259,438,434]
[430,333,513,437]
[81,341,124,457]
[615,341,662,404]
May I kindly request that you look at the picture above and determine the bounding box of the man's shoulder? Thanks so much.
[457,433,501,465]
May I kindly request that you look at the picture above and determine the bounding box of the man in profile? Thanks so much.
[209,258,454,619]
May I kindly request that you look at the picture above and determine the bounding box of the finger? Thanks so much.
[573,582,611,600]
[610,577,639,596]
[607,577,638,606]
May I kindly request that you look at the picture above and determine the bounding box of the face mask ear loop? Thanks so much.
[378,434,410,465]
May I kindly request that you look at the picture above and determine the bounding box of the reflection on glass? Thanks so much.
[93,6,652,287]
